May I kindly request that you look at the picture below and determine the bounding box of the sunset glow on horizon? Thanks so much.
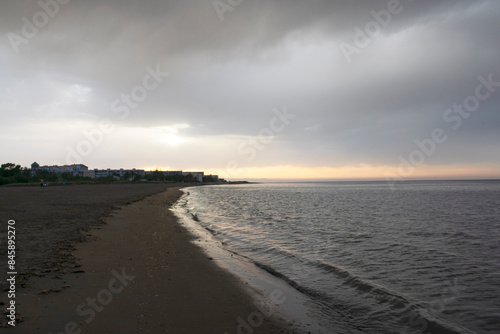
[200,164,500,181]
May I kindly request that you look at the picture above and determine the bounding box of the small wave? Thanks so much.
[255,259,475,334]
[253,261,328,299]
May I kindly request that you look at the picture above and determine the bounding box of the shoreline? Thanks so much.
[1,184,298,333]
[174,186,326,334]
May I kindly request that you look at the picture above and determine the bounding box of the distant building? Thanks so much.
[206,174,219,182]
[30,162,89,177]
[94,168,111,178]
[94,168,145,179]
[29,162,211,183]
[183,171,204,183]
[165,171,183,176]
[82,170,96,179]
[30,162,42,175]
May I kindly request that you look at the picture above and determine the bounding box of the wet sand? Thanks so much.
[0,184,298,333]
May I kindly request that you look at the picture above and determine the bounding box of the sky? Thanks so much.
[1,0,499,180]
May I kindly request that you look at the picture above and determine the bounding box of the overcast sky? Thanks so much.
[1,0,499,180]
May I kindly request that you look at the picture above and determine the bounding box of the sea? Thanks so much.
[172,180,500,334]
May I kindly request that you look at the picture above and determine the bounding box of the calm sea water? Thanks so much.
[174,181,500,334]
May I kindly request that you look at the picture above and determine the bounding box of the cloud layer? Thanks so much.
[1,0,499,178]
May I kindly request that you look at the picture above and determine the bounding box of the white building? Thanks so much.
[94,168,145,179]
[30,162,89,177]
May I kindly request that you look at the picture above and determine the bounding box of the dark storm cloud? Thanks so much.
[1,0,499,170]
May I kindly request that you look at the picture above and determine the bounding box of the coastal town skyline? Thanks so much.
[26,162,219,182]
[1,1,499,181]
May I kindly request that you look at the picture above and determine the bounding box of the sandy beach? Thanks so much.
[0,184,298,333]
